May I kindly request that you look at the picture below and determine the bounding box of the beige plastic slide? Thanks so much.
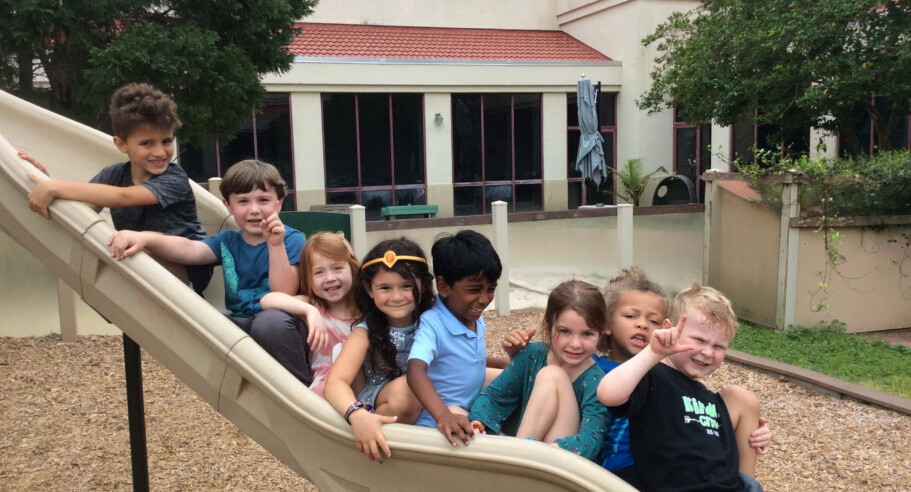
[0,90,633,492]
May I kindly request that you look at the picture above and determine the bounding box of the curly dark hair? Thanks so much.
[109,83,181,140]
[355,237,435,380]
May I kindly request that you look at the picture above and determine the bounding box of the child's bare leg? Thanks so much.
[374,376,422,424]
[447,405,469,416]
[484,367,502,387]
[721,385,761,477]
[516,365,580,442]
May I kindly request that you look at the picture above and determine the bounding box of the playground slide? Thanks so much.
[0,90,633,492]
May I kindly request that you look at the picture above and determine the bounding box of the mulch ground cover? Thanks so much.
[2,311,909,491]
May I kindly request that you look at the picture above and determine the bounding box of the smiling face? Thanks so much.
[367,269,418,328]
[223,187,282,242]
[309,252,354,308]
[665,308,731,379]
[608,290,667,363]
[548,309,600,371]
[114,125,175,183]
[436,272,496,329]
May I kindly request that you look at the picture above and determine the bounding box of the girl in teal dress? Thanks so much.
[468,280,609,461]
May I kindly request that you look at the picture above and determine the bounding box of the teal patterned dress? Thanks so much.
[468,342,608,461]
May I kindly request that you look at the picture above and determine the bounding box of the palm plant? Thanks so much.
[611,158,668,206]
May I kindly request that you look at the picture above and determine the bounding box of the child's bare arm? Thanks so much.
[108,230,216,265]
[598,315,695,406]
[261,214,298,295]
[406,359,473,447]
[26,175,152,218]
[721,385,761,476]
[260,292,328,353]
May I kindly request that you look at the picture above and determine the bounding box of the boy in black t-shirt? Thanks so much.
[22,83,212,294]
[597,283,763,492]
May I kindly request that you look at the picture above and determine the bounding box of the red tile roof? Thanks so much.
[289,23,612,62]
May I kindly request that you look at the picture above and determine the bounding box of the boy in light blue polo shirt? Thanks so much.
[407,230,502,447]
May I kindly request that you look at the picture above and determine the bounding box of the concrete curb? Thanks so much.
[726,349,911,416]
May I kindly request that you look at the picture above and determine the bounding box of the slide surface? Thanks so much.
[0,90,633,492]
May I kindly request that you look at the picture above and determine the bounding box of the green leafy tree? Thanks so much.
[0,0,316,145]
[639,0,911,155]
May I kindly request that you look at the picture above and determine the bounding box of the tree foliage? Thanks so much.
[0,0,316,145]
[639,0,911,155]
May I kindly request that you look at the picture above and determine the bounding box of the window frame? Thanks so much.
[451,93,544,215]
[836,96,911,156]
[672,107,710,203]
[320,93,428,215]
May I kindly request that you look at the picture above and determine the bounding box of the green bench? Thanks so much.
[380,204,438,220]
[279,210,351,240]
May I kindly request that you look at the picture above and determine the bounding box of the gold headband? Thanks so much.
[361,250,427,270]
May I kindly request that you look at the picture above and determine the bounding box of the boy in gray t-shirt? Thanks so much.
[22,82,211,293]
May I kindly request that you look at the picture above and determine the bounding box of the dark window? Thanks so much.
[673,107,710,203]
[321,93,426,221]
[452,94,543,215]
[179,93,296,210]
[567,92,617,208]
[839,96,911,156]
[730,111,810,170]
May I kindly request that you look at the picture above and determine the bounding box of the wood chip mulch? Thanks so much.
[2,311,910,491]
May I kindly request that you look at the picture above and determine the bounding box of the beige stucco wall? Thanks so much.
[0,230,119,337]
[715,187,780,326]
[795,226,911,332]
[305,0,560,30]
[559,0,697,178]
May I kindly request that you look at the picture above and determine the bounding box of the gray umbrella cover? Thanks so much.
[575,77,607,186]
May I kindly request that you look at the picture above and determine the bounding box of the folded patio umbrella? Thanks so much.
[575,77,607,186]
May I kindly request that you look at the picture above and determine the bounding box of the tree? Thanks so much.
[639,0,911,156]
[0,0,316,145]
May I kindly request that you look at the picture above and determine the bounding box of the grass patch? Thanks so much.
[731,321,911,400]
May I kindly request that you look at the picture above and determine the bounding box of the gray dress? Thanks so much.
[355,321,418,406]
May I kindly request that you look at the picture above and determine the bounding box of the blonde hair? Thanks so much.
[299,232,359,312]
[600,267,668,352]
[669,282,738,337]
[541,280,607,345]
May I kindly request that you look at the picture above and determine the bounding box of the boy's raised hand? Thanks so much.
[501,326,536,358]
[650,315,697,356]
[108,230,148,260]
[261,213,285,247]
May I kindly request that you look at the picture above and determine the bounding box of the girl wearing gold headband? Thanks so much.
[325,237,435,462]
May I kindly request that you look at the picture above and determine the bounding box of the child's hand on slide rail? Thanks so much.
[501,326,536,358]
[349,410,398,462]
[108,230,148,260]
[436,411,474,447]
[18,151,50,177]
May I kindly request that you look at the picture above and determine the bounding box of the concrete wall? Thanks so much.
[305,0,559,30]
[366,211,704,297]
[795,226,911,333]
[715,186,780,326]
